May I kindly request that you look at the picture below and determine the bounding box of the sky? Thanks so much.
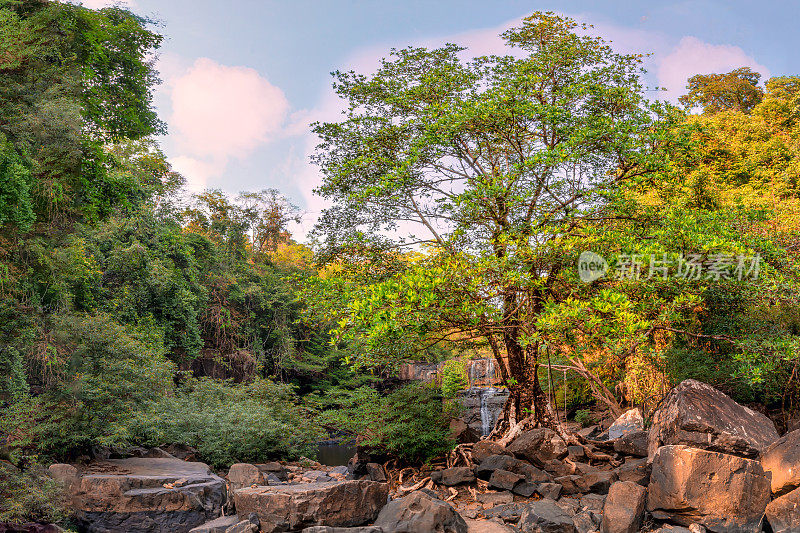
[78,0,798,237]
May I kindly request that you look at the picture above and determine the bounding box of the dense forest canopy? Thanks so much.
[2,1,800,527]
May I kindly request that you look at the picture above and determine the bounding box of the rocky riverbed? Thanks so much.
[40,379,800,533]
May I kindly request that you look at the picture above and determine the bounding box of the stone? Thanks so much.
[601,481,645,533]
[476,455,549,484]
[304,470,334,483]
[761,428,800,495]
[143,447,176,459]
[652,527,691,533]
[256,462,288,482]
[575,471,616,495]
[234,480,389,533]
[463,519,516,532]
[489,470,524,491]
[507,429,567,466]
[553,475,582,495]
[517,499,577,533]
[266,474,283,485]
[162,444,200,462]
[374,490,468,533]
[482,503,528,523]
[566,446,585,460]
[579,494,604,513]
[556,498,580,517]
[471,441,509,464]
[365,463,387,483]
[48,463,78,490]
[72,458,226,533]
[228,463,265,490]
[572,511,600,533]
[607,409,643,440]
[476,491,514,507]
[765,486,800,533]
[189,516,242,533]
[614,458,650,487]
[646,445,771,533]
[542,460,574,477]
[432,467,476,487]
[612,431,647,458]
[513,482,538,498]
[536,483,562,500]
[648,379,779,459]
[329,466,349,476]
[224,520,258,533]
[577,426,602,441]
[301,527,384,533]
[451,418,481,444]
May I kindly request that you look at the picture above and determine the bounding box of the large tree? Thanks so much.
[310,13,681,434]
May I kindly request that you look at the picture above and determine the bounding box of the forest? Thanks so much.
[2,1,800,530]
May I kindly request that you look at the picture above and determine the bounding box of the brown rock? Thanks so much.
[507,429,567,466]
[516,499,576,533]
[432,467,476,487]
[488,470,523,491]
[228,463,265,489]
[765,486,800,533]
[761,428,800,495]
[576,471,616,495]
[613,430,648,457]
[48,463,78,486]
[614,458,650,487]
[601,481,645,533]
[365,463,387,483]
[646,445,770,533]
[471,441,509,464]
[648,379,778,459]
[235,480,388,532]
[374,490,467,533]
[607,409,644,440]
[451,419,481,444]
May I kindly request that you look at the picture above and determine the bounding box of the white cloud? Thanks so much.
[167,57,290,190]
[658,36,769,101]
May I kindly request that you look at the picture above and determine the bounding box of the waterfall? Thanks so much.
[486,359,495,383]
[480,387,497,436]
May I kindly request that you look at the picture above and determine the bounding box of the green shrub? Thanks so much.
[440,359,468,398]
[131,377,324,468]
[0,462,72,526]
[320,383,458,464]
[574,408,593,428]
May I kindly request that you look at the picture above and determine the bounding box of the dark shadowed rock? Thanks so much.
[648,379,778,459]
[553,475,582,495]
[431,467,476,487]
[476,455,550,485]
[572,510,600,533]
[761,428,800,495]
[614,458,650,487]
[301,527,384,533]
[189,515,240,533]
[536,483,562,500]
[579,494,604,513]
[476,491,514,507]
[517,499,576,533]
[646,445,771,533]
[483,503,528,523]
[575,471,616,495]
[489,470,523,491]
[235,480,389,533]
[765,486,800,533]
[507,429,567,466]
[513,481,538,498]
[374,490,467,533]
[601,481,645,533]
[450,419,481,444]
[365,464,387,483]
[256,462,288,482]
[613,431,647,457]
[72,458,226,533]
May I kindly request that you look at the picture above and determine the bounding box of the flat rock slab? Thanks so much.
[761,428,800,495]
[648,379,778,459]
[73,458,226,533]
[235,480,389,533]
[464,518,516,532]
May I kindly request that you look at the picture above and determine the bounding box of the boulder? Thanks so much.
[462,519,515,533]
[431,467,476,487]
[765,486,800,533]
[601,481,645,533]
[228,464,265,490]
[482,503,528,523]
[507,429,567,466]
[189,516,241,533]
[72,458,226,533]
[488,470,523,491]
[579,494,605,513]
[512,482,538,498]
[373,490,467,533]
[646,445,771,533]
[365,464,387,483]
[234,480,389,533]
[575,471,616,495]
[516,499,576,533]
[572,510,600,533]
[761,428,800,495]
[256,462,288,482]
[471,441,509,464]
[614,458,650,487]
[648,379,778,459]
[48,463,78,491]
[607,409,643,440]
[536,483,562,500]
[476,491,514,507]
[612,431,647,458]
[450,419,481,444]
[301,527,384,533]
[553,475,582,495]
[476,455,550,484]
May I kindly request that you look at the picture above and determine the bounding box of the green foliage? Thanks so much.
[131,377,325,468]
[0,346,29,402]
[0,462,72,525]
[319,383,458,464]
[680,67,764,114]
[574,409,593,428]
[440,359,468,398]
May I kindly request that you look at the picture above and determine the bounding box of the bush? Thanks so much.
[131,377,324,468]
[440,359,468,398]
[320,383,458,464]
[0,462,72,526]
[574,409,593,428]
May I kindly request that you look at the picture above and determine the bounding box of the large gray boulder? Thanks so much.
[607,409,643,440]
[516,499,576,533]
[646,445,771,533]
[235,480,389,533]
[765,486,800,533]
[601,481,645,533]
[507,429,567,466]
[648,379,778,459]
[373,490,467,533]
[761,428,800,495]
[72,458,226,533]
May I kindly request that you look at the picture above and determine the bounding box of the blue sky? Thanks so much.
[81,0,798,235]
